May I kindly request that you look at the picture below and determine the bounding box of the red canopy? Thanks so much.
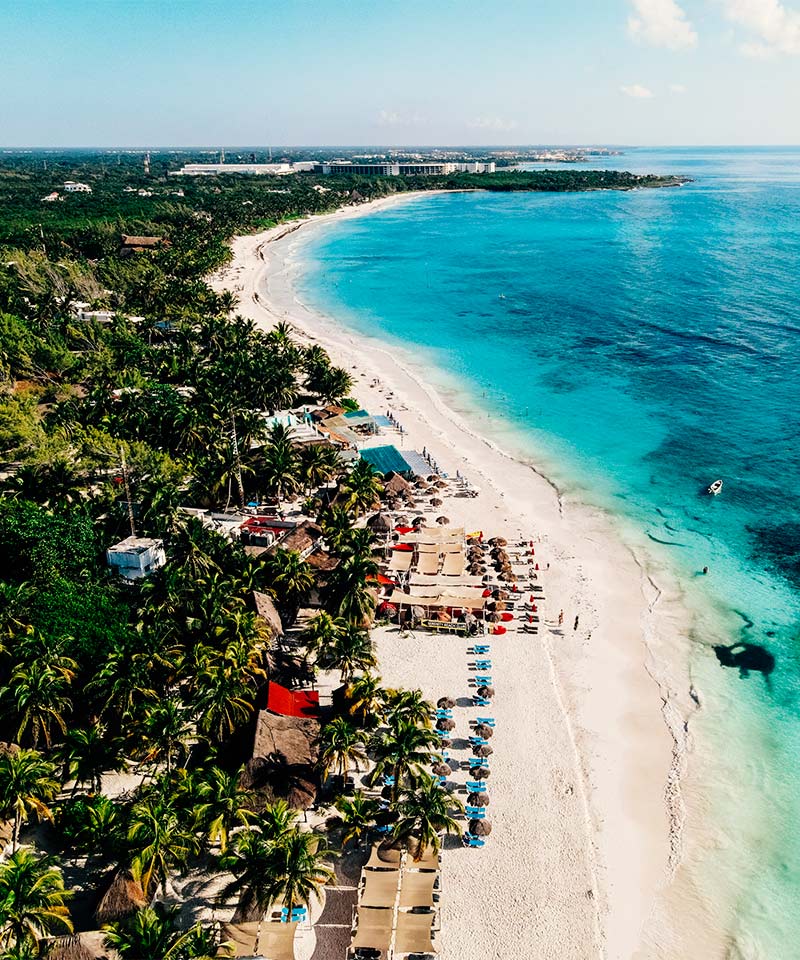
[392,543,413,552]
[266,681,320,719]
[377,573,396,585]
[395,525,414,534]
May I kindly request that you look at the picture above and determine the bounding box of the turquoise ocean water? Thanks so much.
[295,149,800,956]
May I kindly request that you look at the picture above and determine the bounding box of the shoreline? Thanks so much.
[212,194,711,958]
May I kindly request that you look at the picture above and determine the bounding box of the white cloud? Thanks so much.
[620,83,656,98]
[467,116,519,132]
[669,82,688,92]
[628,0,698,49]
[720,0,800,56]
[377,109,428,127]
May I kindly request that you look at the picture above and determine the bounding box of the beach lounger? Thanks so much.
[466,781,485,792]
[475,717,495,726]
[388,551,413,572]
[417,552,440,576]
[442,552,465,577]
[472,644,491,654]
[463,835,486,848]
[472,697,491,707]
[474,660,492,669]
[435,709,453,718]
[469,737,488,746]
[475,675,492,685]
[465,807,486,818]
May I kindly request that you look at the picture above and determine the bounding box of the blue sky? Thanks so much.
[1,0,799,146]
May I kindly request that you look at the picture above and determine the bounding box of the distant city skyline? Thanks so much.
[2,0,800,147]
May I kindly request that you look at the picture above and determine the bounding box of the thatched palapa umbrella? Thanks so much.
[430,497,443,507]
[439,738,452,749]
[367,512,393,533]
[470,819,493,837]
[413,516,426,526]
[477,685,495,699]
[492,589,509,600]
[470,766,490,779]
[436,718,456,732]
[432,761,451,777]
[436,516,450,525]
[467,791,490,806]
[489,537,507,547]
[437,696,456,708]
[473,744,493,757]
[474,723,494,739]
[486,612,501,623]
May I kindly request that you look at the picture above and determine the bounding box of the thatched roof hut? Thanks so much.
[367,512,393,533]
[244,710,320,810]
[383,472,411,497]
[46,933,108,960]
[94,871,147,925]
[252,591,283,638]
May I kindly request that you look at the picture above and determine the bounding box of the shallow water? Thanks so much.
[295,148,800,956]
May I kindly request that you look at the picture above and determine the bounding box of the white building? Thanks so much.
[170,163,295,176]
[318,160,496,176]
[106,536,166,580]
[64,181,92,192]
[41,191,61,202]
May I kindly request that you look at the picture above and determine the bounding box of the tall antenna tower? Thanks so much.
[144,151,151,175]
[229,414,245,508]
[120,446,137,537]
[220,147,226,164]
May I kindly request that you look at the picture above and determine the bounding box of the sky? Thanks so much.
[1,0,800,146]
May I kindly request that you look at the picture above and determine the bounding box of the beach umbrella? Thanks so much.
[492,625,507,635]
[493,589,509,600]
[474,724,494,739]
[470,819,493,837]
[395,514,409,525]
[376,601,397,618]
[413,516,426,526]
[430,497,443,507]
[436,516,450,525]
[490,537,507,547]
[485,612,501,623]
[472,744,493,757]
[435,479,448,489]
[431,761,451,777]
[437,696,456,708]
[467,791,490,807]
[481,588,492,598]
[466,537,481,546]
[415,478,429,489]
[477,685,495,699]
[493,600,507,611]
[436,718,456,732]
[469,766,490,780]
[439,738,452,749]
[406,498,417,508]
[411,605,426,621]
[500,612,514,622]
[367,512,393,533]
[427,475,438,483]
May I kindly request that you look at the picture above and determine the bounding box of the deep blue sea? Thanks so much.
[295,148,800,955]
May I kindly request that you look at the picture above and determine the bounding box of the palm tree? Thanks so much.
[2,655,75,748]
[317,504,353,554]
[127,797,199,898]
[194,666,253,745]
[262,829,335,922]
[56,723,127,794]
[298,444,340,494]
[317,718,367,781]
[323,552,378,626]
[369,720,440,802]
[0,749,59,851]
[316,626,376,682]
[88,648,158,721]
[193,766,254,853]
[345,672,386,728]
[392,774,463,859]
[383,689,433,729]
[0,849,72,954]
[103,903,231,960]
[262,550,314,626]
[141,699,194,776]
[300,611,346,665]
[332,792,380,849]
[338,460,383,517]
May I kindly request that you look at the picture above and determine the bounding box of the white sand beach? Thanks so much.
[212,194,702,959]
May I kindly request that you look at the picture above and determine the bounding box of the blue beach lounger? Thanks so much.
[475,717,495,726]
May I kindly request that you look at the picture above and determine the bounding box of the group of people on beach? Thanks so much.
[557,609,579,631]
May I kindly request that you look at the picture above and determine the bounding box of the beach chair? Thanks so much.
[472,644,491,654]
[383,775,395,786]
[475,675,492,685]
[475,717,495,726]
[463,835,485,848]
[472,697,491,707]
[469,736,488,746]
[280,906,307,922]
[474,660,492,670]
[466,781,485,792]
[465,806,486,818]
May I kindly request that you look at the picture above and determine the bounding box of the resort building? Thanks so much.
[63,181,92,192]
[120,234,166,256]
[170,162,295,176]
[318,160,496,176]
[40,191,61,202]
[106,536,166,580]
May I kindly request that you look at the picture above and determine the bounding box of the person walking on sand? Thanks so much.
[573,615,579,632]
[558,609,564,627]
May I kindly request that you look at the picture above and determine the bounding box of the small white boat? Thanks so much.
[707,479,723,496]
